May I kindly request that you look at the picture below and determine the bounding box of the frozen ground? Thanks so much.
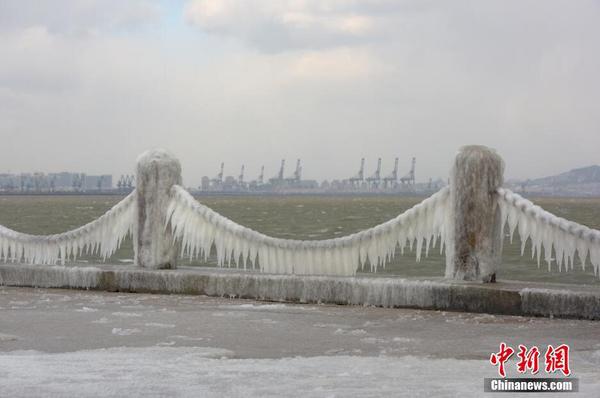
[1,287,599,397]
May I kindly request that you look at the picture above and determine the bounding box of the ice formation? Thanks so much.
[0,192,135,265]
[134,148,182,269]
[445,145,504,281]
[497,188,600,275]
[2,177,598,281]
[166,185,452,276]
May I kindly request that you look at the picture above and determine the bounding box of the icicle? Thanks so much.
[497,188,600,278]
[0,191,135,266]
[167,185,450,277]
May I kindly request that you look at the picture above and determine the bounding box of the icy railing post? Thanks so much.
[134,149,182,269]
[446,145,505,282]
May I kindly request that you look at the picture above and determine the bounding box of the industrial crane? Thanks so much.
[117,175,134,189]
[366,158,382,189]
[211,163,224,184]
[238,165,245,185]
[257,166,264,185]
[278,159,285,180]
[400,157,416,185]
[269,159,286,184]
[383,157,399,188]
[348,158,365,187]
[287,159,302,182]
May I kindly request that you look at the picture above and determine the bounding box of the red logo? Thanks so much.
[490,343,570,377]
[545,344,571,376]
[490,342,514,377]
[516,344,540,374]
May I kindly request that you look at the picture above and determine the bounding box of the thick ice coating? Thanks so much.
[2,182,599,280]
[0,192,135,265]
[166,185,452,276]
[497,188,600,275]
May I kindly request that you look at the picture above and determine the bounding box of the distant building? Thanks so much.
[83,175,112,191]
[49,172,76,190]
[200,176,210,191]
[0,174,19,191]
[0,172,113,192]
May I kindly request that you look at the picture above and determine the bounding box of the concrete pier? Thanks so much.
[134,149,182,269]
[446,145,505,282]
[1,264,598,320]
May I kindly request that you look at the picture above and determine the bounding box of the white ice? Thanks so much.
[6,346,598,398]
[497,188,600,276]
[167,185,451,276]
[0,191,135,266]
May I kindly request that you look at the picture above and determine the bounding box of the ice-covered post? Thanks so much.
[446,145,505,282]
[134,149,181,269]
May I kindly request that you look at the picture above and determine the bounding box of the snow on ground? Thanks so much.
[0,333,18,341]
[2,347,600,397]
[2,287,600,397]
[0,347,517,397]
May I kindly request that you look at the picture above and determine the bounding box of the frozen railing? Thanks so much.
[0,192,135,265]
[497,188,600,276]
[167,184,450,276]
[0,146,598,282]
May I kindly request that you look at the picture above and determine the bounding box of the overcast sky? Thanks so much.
[1,0,599,185]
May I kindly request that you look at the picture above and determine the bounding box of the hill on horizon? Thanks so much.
[528,165,600,186]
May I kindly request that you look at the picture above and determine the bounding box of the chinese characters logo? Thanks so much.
[490,343,570,377]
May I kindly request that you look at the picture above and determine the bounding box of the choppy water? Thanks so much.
[0,194,599,285]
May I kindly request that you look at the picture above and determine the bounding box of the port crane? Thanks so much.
[287,159,302,182]
[257,166,264,185]
[383,157,399,188]
[269,159,286,184]
[238,165,245,185]
[349,158,365,187]
[400,157,416,185]
[366,158,382,189]
[211,162,224,186]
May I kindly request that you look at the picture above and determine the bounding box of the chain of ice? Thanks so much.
[0,191,136,265]
[497,188,600,276]
[167,185,451,276]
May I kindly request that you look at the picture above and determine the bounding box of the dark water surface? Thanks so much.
[0,194,599,285]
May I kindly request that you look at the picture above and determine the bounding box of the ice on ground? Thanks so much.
[168,335,204,341]
[360,337,387,344]
[9,300,29,306]
[1,346,597,398]
[313,323,351,329]
[362,321,385,327]
[217,303,319,311]
[249,318,279,325]
[144,323,176,328]
[0,333,18,341]
[218,303,321,312]
[156,341,177,347]
[392,337,414,343]
[211,311,248,318]
[111,328,141,336]
[75,307,98,313]
[111,312,142,318]
[225,303,288,310]
[334,328,368,336]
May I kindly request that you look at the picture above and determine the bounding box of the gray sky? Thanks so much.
[2,0,599,185]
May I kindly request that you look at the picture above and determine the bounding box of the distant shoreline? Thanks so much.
[0,190,430,198]
[0,190,134,197]
[0,190,599,199]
